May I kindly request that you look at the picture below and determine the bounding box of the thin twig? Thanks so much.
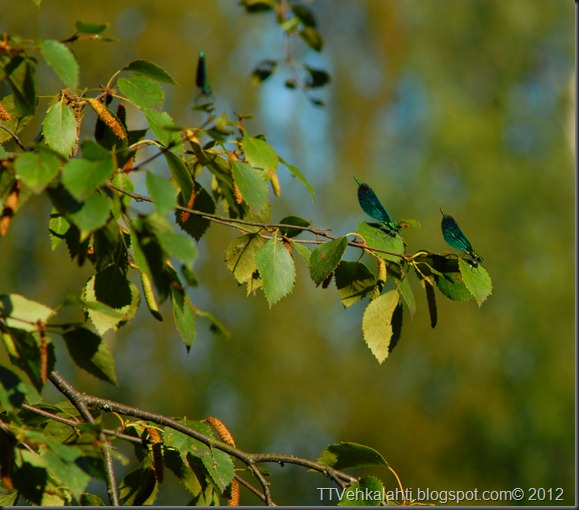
[234,474,273,505]
[49,372,120,506]
[105,182,407,259]
[0,125,26,150]
[20,403,144,445]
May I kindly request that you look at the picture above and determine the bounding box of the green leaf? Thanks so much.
[40,39,79,89]
[119,467,158,506]
[299,26,323,51]
[200,448,234,493]
[292,242,312,264]
[309,237,348,286]
[231,160,268,213]
[62,327,117,385]
[79,493,106,505]
[0,365,29,410]
[42,98,78,156]
[425,278,437,328]
[0,294,55,331]
[254,237,296,306]
[61,157,115,201]
[334,261,376,308]
[290,3,317,27]
[318,442,388,470]
[170,285,197,348]
[396,275,416,318]
[1,61,36,119]
[278,215,311,238]
[144,109,181,149]
[357,222,405,263]
[0,490,19,506]
[164,150,194,198]
[225,234,266,285]
[2,329,55,392]
[339,476,385,506]
[69,192,110,236]
[305,66,330,88]
[81,139,112,161]
[140,270,163,321]
[279,157,315,201]
[156,230,197,271]
[193,308,230,341]
[75,20,109,34]
[123,59,178,85]
[362,290,400,363]
[252,59,277,84]
[14,150,60,194]
[241,136,278,172]
[118,75,164,110]
[83,271,140,334]
[240,0,276,12]
[459,258,493,306]
[146,171,177,215]
[434,261,473,302]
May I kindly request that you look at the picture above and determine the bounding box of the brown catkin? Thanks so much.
[206,416,235,446]
[228,478,240,506]
[233,183,243,205]
[270,172,281,197]
[207,417,239,506]
[37,321,48,385]
[147,427,164,483]
[0,102,12,121]
[87,98,126,140]
[0,180,20,237]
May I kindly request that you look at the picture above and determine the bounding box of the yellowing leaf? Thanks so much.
[362,290,401,363]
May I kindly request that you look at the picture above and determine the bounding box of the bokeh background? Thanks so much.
[0,0,574,506]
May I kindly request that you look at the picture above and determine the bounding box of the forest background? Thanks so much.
[0,0,574,506]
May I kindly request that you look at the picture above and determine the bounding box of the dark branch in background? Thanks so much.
[47,370,358,505]
[0,125,27,151]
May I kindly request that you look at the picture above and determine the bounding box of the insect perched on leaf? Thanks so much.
[440,208,483,267]
[355,177,400,236]
[196,50,211,96]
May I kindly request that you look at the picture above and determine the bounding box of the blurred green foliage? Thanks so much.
[0,0,574,506]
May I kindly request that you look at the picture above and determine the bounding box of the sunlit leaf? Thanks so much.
[118,75,164,110]
[42,98,77,156]
[241,135,278,172]
[0,294,55,331]
[14,150,60,194]
[459,258,493,306]
[317,442,388,470]
[61,157,115,201]
[231,160,268,213]
[254,237,295,306]
[40,39,79,89]
[225,234,266,285]
[361,290,400,363]
[146,171,177,216]
[123,59,178,85]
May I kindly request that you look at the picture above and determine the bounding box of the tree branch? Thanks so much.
[47,371,359,505]
[105,182,408,260]
[48,371,120,506]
